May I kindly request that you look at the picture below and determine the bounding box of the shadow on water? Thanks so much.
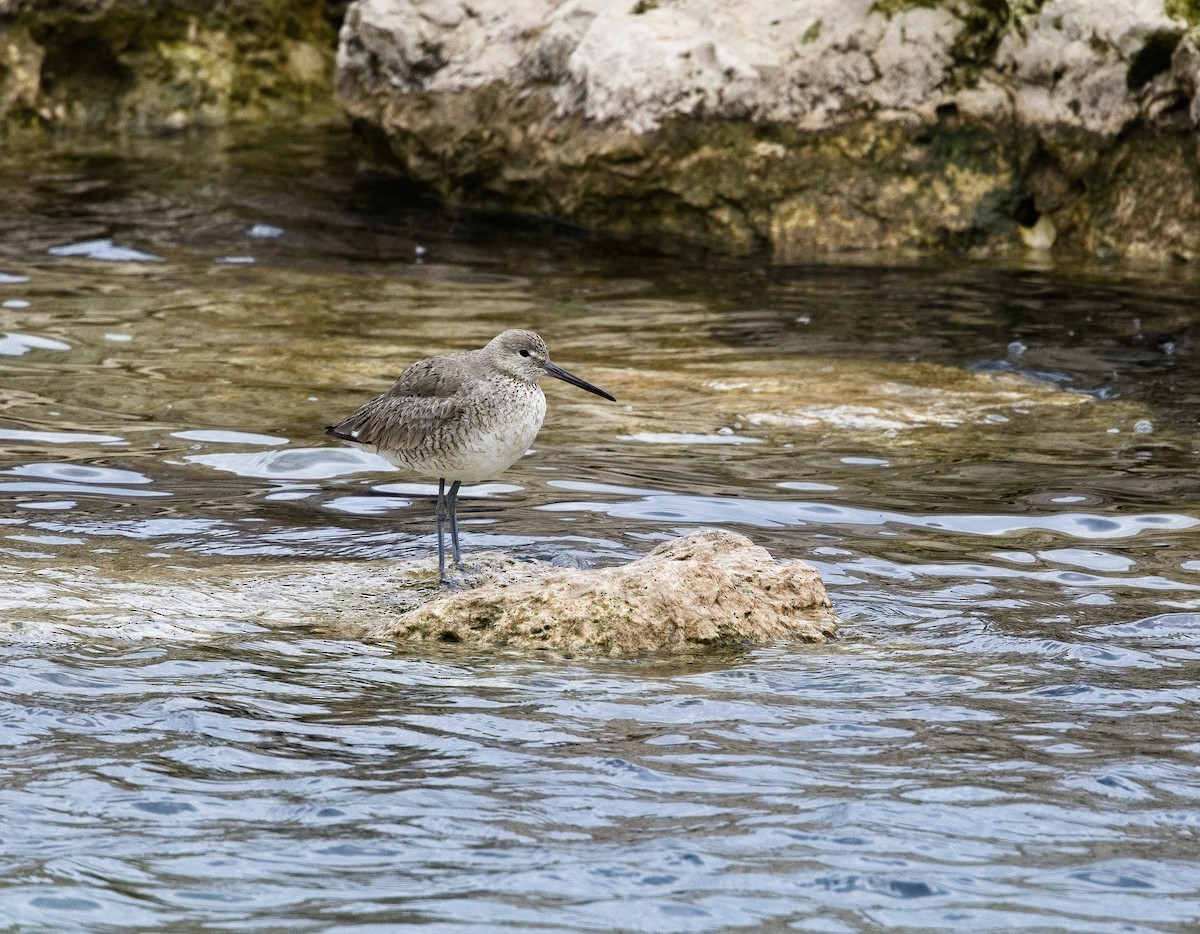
[1,124,1199,932]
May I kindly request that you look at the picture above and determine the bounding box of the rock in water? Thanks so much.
[364,530,837,654]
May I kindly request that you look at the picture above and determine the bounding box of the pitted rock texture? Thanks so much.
[336,0,1200,260]
[363,530,837,655]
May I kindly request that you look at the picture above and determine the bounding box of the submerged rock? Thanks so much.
[361,530,837,654]
[335,0,1200,261]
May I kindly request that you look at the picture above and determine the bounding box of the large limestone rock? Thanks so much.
[336,0,1200,260]
[362,530,837,654]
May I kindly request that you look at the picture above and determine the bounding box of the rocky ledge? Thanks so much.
[359,530,838,655]
[336,0,1200,261]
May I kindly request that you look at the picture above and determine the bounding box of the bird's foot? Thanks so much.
[438,574,466,592]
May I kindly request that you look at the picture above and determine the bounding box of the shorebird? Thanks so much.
[326,329,616,584]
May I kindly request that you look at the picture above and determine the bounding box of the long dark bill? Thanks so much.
[544,361,617,402]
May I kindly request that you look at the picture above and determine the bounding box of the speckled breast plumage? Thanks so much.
[358,376,547,483]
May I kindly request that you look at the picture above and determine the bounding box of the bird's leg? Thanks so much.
[435,477,448,584]
[447,480,463,570]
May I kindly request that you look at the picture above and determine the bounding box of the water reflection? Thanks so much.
[47,238,164,263]
[540,490,1199,540]
[0,428,126,445]
[0,127,1199,931]
[172,430,287,445]
[0,333,71,356]
[185,446,393,480]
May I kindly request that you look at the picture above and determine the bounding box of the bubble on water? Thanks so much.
[1161,341,1176,356]
[218,255,256,264]
[0,272,29,284]
[246,224,283,239]
[3,299,30,308]
[795,314,811,325]
[1134,419,1153,434]
[717,427,733,435]
[1007,340,1027,357]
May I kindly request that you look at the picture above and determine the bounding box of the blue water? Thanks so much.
[1,128,1199,932]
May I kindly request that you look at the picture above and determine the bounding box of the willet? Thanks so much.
[326,329,616,584]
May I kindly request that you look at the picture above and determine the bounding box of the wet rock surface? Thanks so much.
[362,530,837,655]
[2,533,836,656]
[335,0,1200,261]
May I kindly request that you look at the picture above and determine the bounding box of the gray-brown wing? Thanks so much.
[386,352,476,399]
[325,391,466,453]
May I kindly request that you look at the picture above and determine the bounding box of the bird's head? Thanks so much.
[488,330,615,401]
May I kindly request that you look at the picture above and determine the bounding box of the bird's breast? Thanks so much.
[381,381,546,483]
[455,387,546,481]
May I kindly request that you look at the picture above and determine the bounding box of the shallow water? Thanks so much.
[2,126,1200,931]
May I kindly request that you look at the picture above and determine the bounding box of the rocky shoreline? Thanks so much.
[333,0,1200,262]
[5,1,1200,257]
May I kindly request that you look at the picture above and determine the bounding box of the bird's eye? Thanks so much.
[519,349,531,358]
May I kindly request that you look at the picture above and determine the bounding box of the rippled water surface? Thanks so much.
[2,126,1200,932]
